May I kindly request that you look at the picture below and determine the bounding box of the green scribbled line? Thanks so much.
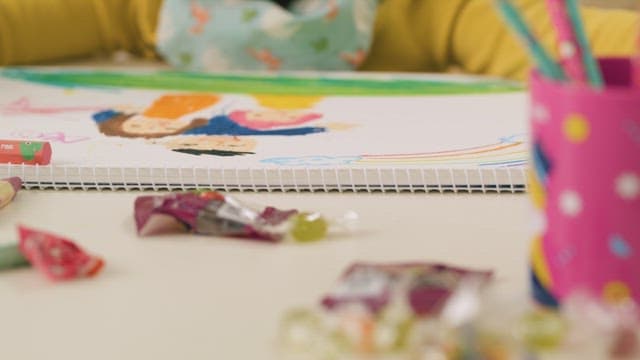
[1,68,523,96]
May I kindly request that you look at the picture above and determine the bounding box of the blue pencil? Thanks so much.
[496,0,566,81]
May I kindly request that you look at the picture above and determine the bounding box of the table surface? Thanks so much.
[0,190,530,359]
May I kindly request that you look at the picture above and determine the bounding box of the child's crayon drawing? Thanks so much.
[260,134,528,168]
[152,135,257,157]
[89,93,341,156]
[10,130,91,144]
[1,97,105,115]
[92,93,332,140]
[0,70,528,173]
[0,69,522,96]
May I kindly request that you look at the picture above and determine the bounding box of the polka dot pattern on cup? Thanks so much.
[559,190,582,217]
[615,172,640,200]
[609,234,633,259]
[530,67,640,305]
[563,114,590,143]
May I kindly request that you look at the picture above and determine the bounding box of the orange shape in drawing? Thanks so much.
[142,94,220,120]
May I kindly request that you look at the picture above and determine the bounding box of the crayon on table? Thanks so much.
[0,140,52,165]
[0,243,29,271]
[495,0,566,81]
[0,177,21,209]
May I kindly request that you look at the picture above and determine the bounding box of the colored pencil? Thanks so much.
[565,0,603,87]
[496,0,566,81]
[634,2,640,87]
[546,0,588,84]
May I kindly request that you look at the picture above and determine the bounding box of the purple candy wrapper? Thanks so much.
[321,262,492,317]
[135,191,298,242]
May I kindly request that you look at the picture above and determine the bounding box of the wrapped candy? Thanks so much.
[0,177,21,209]
[279,262,493,358]
[17,225,104,281]
[321,263,493,317]
[282,267,640,359]
[134,191,357,243]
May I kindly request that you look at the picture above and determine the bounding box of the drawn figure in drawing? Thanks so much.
[92,94,221,138]
[183,109,326,136]
[153,135,257,157]
[92,93,331,139]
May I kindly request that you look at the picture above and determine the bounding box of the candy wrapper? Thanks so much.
[415,289,640,360]
[134,191,357,243]
[17,225,104,281]
[278,262,493,358]
[321,263,493,317]
[280,266,640,360]
[0,177,21,209]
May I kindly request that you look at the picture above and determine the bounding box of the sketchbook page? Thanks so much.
[0,68,527,172]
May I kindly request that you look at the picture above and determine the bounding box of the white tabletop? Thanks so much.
[0,190,530,359]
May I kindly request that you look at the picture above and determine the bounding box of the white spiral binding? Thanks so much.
[0,164,528,193]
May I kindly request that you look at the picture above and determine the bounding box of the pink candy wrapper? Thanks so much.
[17,225,104,281]
[321,262,492,316]
[135,191,298,242]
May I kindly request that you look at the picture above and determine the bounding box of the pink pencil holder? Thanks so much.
[529,58,640,307]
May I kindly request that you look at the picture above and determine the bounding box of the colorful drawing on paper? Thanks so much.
[91,93,343,157]
[1,69,523,96]
[10,130,91,144]
[151,135,258,157]
[1,97,106,115]
[260,134,528,168]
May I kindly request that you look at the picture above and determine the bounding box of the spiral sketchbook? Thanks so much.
[0,68,527,193]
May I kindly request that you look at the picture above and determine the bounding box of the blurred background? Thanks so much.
[584,0,636,8]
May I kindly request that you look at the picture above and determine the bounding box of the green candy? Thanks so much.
[290,212,328,243]
[279,308,323,350]
[519,309,567,351]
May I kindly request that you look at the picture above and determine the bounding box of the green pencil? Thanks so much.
[565,0,604,88]
[495,0,566,81]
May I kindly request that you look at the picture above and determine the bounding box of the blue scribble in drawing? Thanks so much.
[499,133,527,144]
[261,156,362,167]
